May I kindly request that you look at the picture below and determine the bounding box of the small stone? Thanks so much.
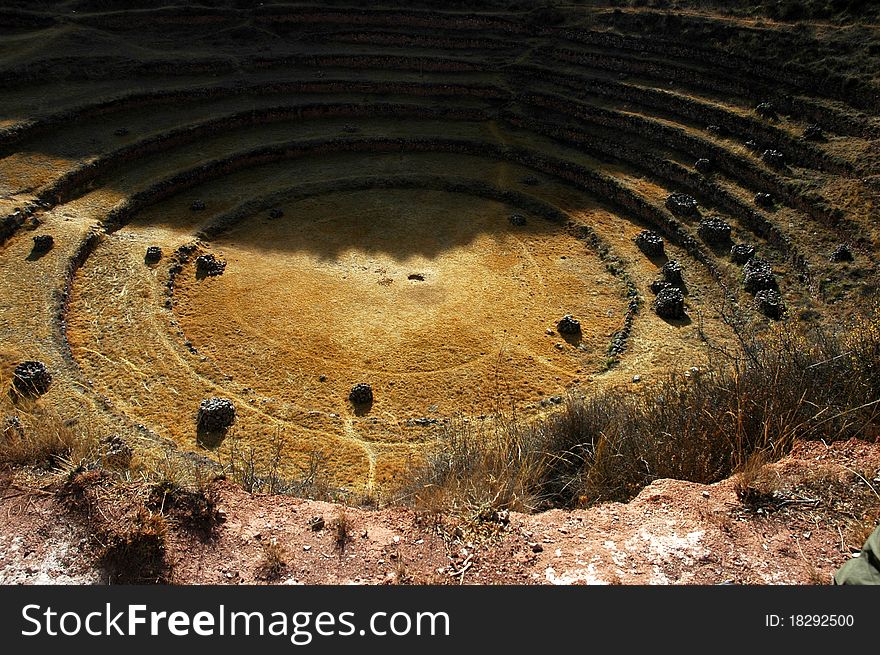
[521,175,540,186]
[661,260,684,286]
[730,243,756,265]
[761,149,786,169]
[190,200,206,211]
[309,516,325,531]
[31,235,54,254]
[113,127,130,136]
[654,287,685,320]
[530,543,544,553]
[755,288,784,320]
[755,102,777,120]
[697,216,732,246]
[632,375,641,383]
[635,230,664,258]
[665,193,699,218]
[754,192,774,209]
[268,208,284,219]
[745,139,761,152]
[196,254,226,277]
[12,361,52,397]
[144,246,162,264]
[557,315,581,335]
[349,383,373,405]
[197,397,236,432]
[802,124,824,141]
[694,158,712,174]
[829,244,854,263]
[508,213,527,226]
[303,545,311,551]
[319,374,327,382]
[706,125,723,135]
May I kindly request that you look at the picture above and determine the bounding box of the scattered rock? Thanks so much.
[508,213,527,226]
[745,139,761,152]
[661,260,684,287]
[706,125,724,136]
[743,258,778,294]
[309,516,325,531]
[802,124,824,141]
[196,254,226,277]
[31,235,53,254]
[754,192,775,209]
[635,229,664,258]
[197,398,236,433]
[101,435,133,469]
[665,193,699,218]
[12,361,52,397]
[556,315,581,335]
[755,289,785,320]
[349,383,373,405]
[632,375,641,383]
[761,149,786,169]
[144,246,162,264]
[190,200,206,211]
[829,244,854,263]
[730,243,756,265]
[268,208,284,219]
[694,158,713,174]
[697,216,732,246]
[654,287,685,320]
[755,102,778,120]
[407,417,439,427]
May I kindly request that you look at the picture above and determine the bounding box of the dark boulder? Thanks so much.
[743,258,778,294]
[661,260,684,287]
[761,149,786,169]
[665,193,699,218]
[803,124,824,141]
[349,383,373,405]
[31,235,53,254]
[557,315,581,335]
[635,230,664,258]
[730,243,756,265]
[754,192,774,209]
[197,398,236,433]
[144,246,162,264]
[829,244,854,262]
[650,279,674,295]
[654,287,685,320]
[755,102,778,120]
[697,216,732,246]
[755,289,784,320]
[12,361,52,397]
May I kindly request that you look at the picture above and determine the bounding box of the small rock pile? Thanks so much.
[743,257,778,294]
[697,216,732,246]
[557,315,581,335]
[665,193,699,218]
[196,254,226,277]
[197,398,236,432]
[654,287,686,320]
[144,246,162,264]
[635,230,664,258]
[12,361,52,396]
[349,383,374,405]
[729,243,756,265]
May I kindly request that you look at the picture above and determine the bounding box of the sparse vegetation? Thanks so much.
[256,539,288,581]
[400,311,880,516]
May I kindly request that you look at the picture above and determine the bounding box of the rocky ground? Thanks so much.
[2,437,877,585]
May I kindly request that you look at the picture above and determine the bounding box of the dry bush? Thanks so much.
[332,506,352,553]
[256,539,288,581]
[0,408,92,469]
[98,507,169,584]
[148,479,224,538]
[400,313,880,516]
